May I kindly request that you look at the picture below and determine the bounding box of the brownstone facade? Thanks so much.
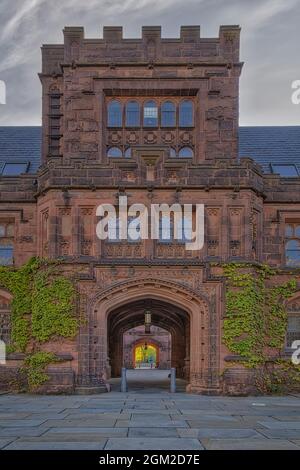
[1,25,300,394]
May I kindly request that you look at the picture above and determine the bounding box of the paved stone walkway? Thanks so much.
[0,371,300,450]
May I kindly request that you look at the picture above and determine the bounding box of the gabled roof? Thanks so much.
[0,126,41,175]
[0,125,300,176]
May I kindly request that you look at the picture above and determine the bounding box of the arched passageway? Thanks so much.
[107,299,190,380]
[83,278,217,393]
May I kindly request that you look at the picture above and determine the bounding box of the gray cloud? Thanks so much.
[0,0,299,125]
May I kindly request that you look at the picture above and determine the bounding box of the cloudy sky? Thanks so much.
[0,0,299,126]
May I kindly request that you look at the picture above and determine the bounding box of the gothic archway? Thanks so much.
[79,277,218,393]
[108,298,188,378]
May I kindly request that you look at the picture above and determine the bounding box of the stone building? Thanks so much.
[0,25,300,394]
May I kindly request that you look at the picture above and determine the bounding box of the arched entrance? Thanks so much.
[107,298,189,379]
[83,278,218,393]
[134,341,158,368]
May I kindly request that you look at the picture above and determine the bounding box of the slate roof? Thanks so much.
[0,126,41,175]
[239,126,300,174]
[0,125,300,176]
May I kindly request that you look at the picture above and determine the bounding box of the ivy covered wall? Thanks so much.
[222,263,300,393]
[0,257,79,390]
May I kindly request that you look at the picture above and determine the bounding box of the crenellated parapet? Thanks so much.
[41,25,241,75]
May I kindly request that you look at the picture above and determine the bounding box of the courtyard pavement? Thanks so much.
[0,370,300,450]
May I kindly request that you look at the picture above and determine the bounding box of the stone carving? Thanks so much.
[179,131,193,144]
[144,131,157,144]
[126,132,139,144]
[58,207,71,216]
[104,243,142,258]
[59,238,70,256]
[81,239,92,256]
[162,131,175,143]
[108,131,122,144]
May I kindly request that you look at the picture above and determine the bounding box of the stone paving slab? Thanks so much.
[116,419,188,428]
[128,427,179,437]
[43,427,128,437]
[64,412,131,420]
[0,413,30,419]
[15,412,71,420]
[5,434,110,442]
[178,428,264,439]
[105,438,204,450]
[3,440,106,450]
[128,409,180,415]
[291,440,300,446]
[0,438,15,449]
[40,418,117,428]
[187,420,262,429]
[258,421,300,429]
[273,416,300,421]
[1,392,300,450]
[0,419,47,427]
[0,427,47,437]
[200,438,300,450]
[258,429,300,439]
[173,414,241,422]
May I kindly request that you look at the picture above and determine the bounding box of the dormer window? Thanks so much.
[1,162,29,176]
[271,164,299,177]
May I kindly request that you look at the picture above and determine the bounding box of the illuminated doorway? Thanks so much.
[134,342,158,369]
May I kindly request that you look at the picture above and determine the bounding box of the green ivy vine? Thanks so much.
[222,262,300,393]
[24,351,58,390]
[0,257,78,390]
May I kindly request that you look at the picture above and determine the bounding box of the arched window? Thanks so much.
[108,100,122,127]
[125,147,131,158]
[178,147,193,158]
[161,101,176,127]
[126,101,140,127]
[143,100,158,127]
[107,147,122,158]
[169,148,176,158]
[179,100,193,127]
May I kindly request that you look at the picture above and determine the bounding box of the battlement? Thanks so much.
[62,24,240,42]
[41,25,241,74]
